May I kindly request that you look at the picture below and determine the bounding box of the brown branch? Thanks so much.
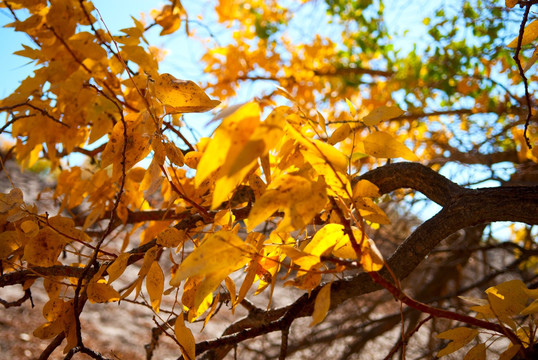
[368,271,521,345]
[0,288,33,308]
[513,1,534,148]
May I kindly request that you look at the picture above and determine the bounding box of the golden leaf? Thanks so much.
[86,282,121,303]
[353,179,380,198]
[175,312,196,360]
[156,228,185,248]
[362,106,404,126]
[146,261,164,313]
[363,131,419,161]
[507,20,538,48]
[195,102,260,194]
[0,231,22,258]
[0,188,23,212]
[23,228,65,266]
[328,123,351,145]
[246,174,327,232]
[169,231,251,286]
[436,327,478,357]
[154,73,220,113]
[463,343,486,360]
[310,283,331,326]
[107,253,130,284]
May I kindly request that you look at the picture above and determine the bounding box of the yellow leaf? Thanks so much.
[436,327,478,357]
[86,282,121,303]
[153,4,182,36]
[360,237,384,272]
[281,245,321,271]
[170,231,251,286]
[304,224,345,256]
[224,276,236,310]
[164,141,185,166]
[175,312,196,360]
[146,261,164,313]
[23,228,65,266]
[139,158,163,195]
[156,228,185,248]
[154,73,220,113]
[485,280,529,328]
[310,283,331,326]
[284,270,321,290]
[362,106,404,126]
[506,0,517,8]
[43,298,66,322]
[213,106,287,208]
[0,188,23,212]
[0,231,22,258]
[363,131,419,161]
[184,151,202,169]
[508,20,538,48]
[246,174,327,232]
[107,253,130,284]
[33,319,64,339]
[317,110,327,135]
[328,123,351,145]
[193,271,225,312]
[353,179,380,198]
[286,124,348,171]
[524,46,538,72]
[203,292,220,329]
[463,343,486,360]
[345,98,357,117]
[101,120,151,179]
[195,102,261,206]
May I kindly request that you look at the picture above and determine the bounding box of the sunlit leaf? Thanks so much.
[363,131,419,161]
[362,106,404,126]
[154,73,220,113]
[507,20,538,48]
[169,231,251,286]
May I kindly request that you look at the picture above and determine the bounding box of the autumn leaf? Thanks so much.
[246,173,327,232]
[175,312,196,360]
[362,106,404,126]
[0,188,23,212]
[363,131,419,161]
[153,73,220,113]
[436,327,478,357]
[107,253,130,284]
[463,343,486,360]
[146,261,164,313]
[194,102,261,208]
[310,283,331,326]
[152,3,183,36]
[87,281,121,303]
[169,231,252,286]
[507,20,538,48]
